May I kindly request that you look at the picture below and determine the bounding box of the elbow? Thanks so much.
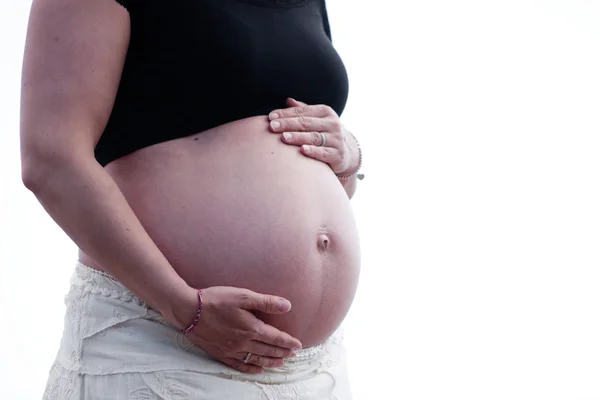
[21,147,43,192]
[21,154,53,194]
[22,171,51,195]
[20,142,56,193]
[20,148,88,194]
[20,125,99,193]
[21,138,48,192]
[21,170,37,193]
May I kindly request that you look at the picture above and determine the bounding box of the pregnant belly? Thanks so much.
[98,116,361,346]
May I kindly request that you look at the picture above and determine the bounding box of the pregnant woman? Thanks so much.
[21,0,363,398]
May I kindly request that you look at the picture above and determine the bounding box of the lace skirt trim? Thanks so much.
[42,262,352,399]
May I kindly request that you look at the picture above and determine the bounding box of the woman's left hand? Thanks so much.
[268,98,358,175]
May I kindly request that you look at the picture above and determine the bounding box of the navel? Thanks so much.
[317,234,330,251]
[317,224,331,251]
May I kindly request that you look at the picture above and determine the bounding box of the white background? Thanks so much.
[1,0,600,399]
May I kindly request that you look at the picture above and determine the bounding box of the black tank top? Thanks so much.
[96,0,349,166]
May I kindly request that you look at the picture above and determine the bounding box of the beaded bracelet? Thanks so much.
[181,289,203,334]
[336,132,364,181]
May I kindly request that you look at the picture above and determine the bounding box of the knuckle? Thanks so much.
[331,119,342,131]
[237,292,253,308]
[231,362,245,371]
[238,327,253,341]
[322,148,333,160]
[298,116,310,129]
[293,107,305,116]
[251,320,264,336]
[321,104,334,115]
[256,356,278,368]
[253,355,265,366]
[263,346,276,357]
[272,335,286,347]
[261,357,273,367]
[267,346,283,358]
[264,296,277,312]
[270,358,283,367]
[310,131,321,144]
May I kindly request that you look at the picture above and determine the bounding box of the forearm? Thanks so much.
[23,156,193,326]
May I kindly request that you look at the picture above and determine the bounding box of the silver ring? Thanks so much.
[242,352,252,364]
[318,132,327,147]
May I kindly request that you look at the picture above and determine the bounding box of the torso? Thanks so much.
[82,0,359,347]
[81,116,361,347]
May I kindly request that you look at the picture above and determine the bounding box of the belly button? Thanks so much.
[317,234,330,251]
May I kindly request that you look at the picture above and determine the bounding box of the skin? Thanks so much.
[270,97,360,199]
[20,0,361,375]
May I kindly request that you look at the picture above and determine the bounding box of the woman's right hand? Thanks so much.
[173,286,303,374]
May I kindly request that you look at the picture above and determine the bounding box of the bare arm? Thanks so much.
[21,0,303,374]
[20,0,197,326]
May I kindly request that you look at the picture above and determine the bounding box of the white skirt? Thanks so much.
[42,263,352,399]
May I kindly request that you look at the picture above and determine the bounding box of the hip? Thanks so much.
[45,262,352,399]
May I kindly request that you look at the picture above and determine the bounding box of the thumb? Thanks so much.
[286,97,308,107]
[242,292,292,314]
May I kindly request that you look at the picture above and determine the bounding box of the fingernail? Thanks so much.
[294,343,303,350]
[269,113,279,120]
[270,121,281,129]
[283,132,292,140]
[302,145,310,152]
[277,299,291,311]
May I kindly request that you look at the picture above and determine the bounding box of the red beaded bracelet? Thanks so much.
[181,289,203,334]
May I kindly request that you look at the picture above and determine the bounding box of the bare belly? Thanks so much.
[80,116,360,347]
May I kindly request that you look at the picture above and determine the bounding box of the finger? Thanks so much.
[247,340,297,359]
[239,291,292,314]
[301,145,341,165]
[235,352,285,368]
[255,323,303,350]
[270,116,332,133]
[286,97,308,107]
[268,104,332,121]
[281,131,339,148]
[221,357,263,374]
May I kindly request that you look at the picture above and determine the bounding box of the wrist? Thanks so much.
[336,131,363,181]
[161,284,201,330]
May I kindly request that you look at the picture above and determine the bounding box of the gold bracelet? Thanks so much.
[336,133,364,181]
